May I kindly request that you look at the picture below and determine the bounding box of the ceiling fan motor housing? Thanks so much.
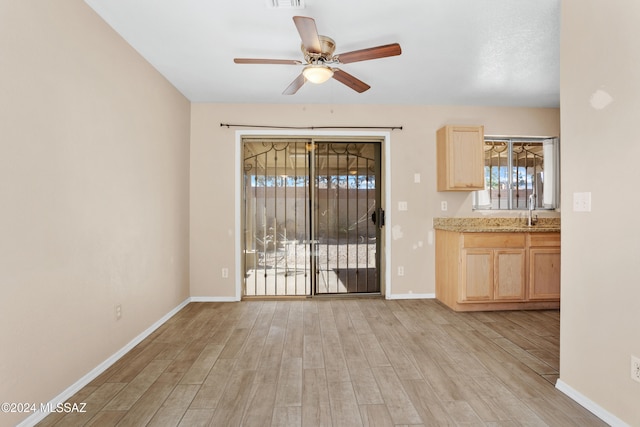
[302,35,336,64]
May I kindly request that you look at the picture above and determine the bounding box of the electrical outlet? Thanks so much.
[222,268,229,278]
[115,304,122,320]
[397,266,405,276]
[441,201,448,211]
[631,355,640,383]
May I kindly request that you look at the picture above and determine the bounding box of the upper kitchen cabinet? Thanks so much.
[436,125,485,191]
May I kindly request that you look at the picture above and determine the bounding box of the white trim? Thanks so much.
[16,298,191,427]
[555,379,629,427]
[386,293,435,300]
[383,134,392,297]
[235,130,392,299]
[235,134,243,302]
[190,296,240,302]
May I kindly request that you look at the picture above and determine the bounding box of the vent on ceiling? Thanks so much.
[267,0,305,8]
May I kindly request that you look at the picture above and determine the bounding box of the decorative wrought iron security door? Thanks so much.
[242,138,382,297]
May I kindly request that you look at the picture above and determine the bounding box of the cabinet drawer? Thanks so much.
[528,233,560,247]
[462,233,525,248]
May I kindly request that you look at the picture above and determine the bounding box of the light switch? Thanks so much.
[414,173,421,183]
[398,201,408,211]
[573,192,592,212]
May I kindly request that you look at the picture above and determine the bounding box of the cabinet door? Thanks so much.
[437,125,485,191]
[529,248,561,299]
[461,249,493,301]
[494,249,526,300]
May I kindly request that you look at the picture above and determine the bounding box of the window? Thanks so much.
[473,137,559,210]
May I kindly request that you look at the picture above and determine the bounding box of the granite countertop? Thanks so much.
[433,217,560,233]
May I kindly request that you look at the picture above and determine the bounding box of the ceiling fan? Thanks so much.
[234,16,402,95]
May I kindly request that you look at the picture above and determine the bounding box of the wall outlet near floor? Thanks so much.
[631,355,640,383]
[222,268,229,278]
[397,266,405,276]
[115,304,122,320]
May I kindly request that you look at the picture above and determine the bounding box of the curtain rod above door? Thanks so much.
[220,123,403,131]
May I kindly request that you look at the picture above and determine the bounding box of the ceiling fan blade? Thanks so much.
[337,43,402,64]
[234,58,302,65]
[283,73,306,95]
[293,16,321,53]
[332,69,370,93]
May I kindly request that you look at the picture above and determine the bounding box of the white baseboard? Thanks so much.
[555,379,629,427]
[190,296,240,302]
[386,293,435,300]
[16,297,191,427]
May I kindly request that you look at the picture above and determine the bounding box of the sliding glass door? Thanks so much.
[242,138,382,297]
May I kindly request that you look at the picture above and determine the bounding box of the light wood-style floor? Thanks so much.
[37,299,606,426]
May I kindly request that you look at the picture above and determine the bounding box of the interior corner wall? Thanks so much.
[0,2,191,426]
[559,1,640,425]
[189,103,559,299]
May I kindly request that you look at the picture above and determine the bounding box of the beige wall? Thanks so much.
[560,1,640,425]
[190,104,559,298]
[0,2,190,426]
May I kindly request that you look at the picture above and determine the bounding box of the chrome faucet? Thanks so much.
[528,194,538,226]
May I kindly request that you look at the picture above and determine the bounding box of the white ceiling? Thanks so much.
[84,0,560,107]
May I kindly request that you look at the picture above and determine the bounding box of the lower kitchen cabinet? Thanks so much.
[462,249,493,301]
[528,233,561,300]
[462,247,526,302]
[436,230,560,311]
[495,249,527,300]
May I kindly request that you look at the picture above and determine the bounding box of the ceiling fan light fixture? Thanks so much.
[302,65,333,84]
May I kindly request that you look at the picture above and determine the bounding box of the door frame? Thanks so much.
[234,129,392,300]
